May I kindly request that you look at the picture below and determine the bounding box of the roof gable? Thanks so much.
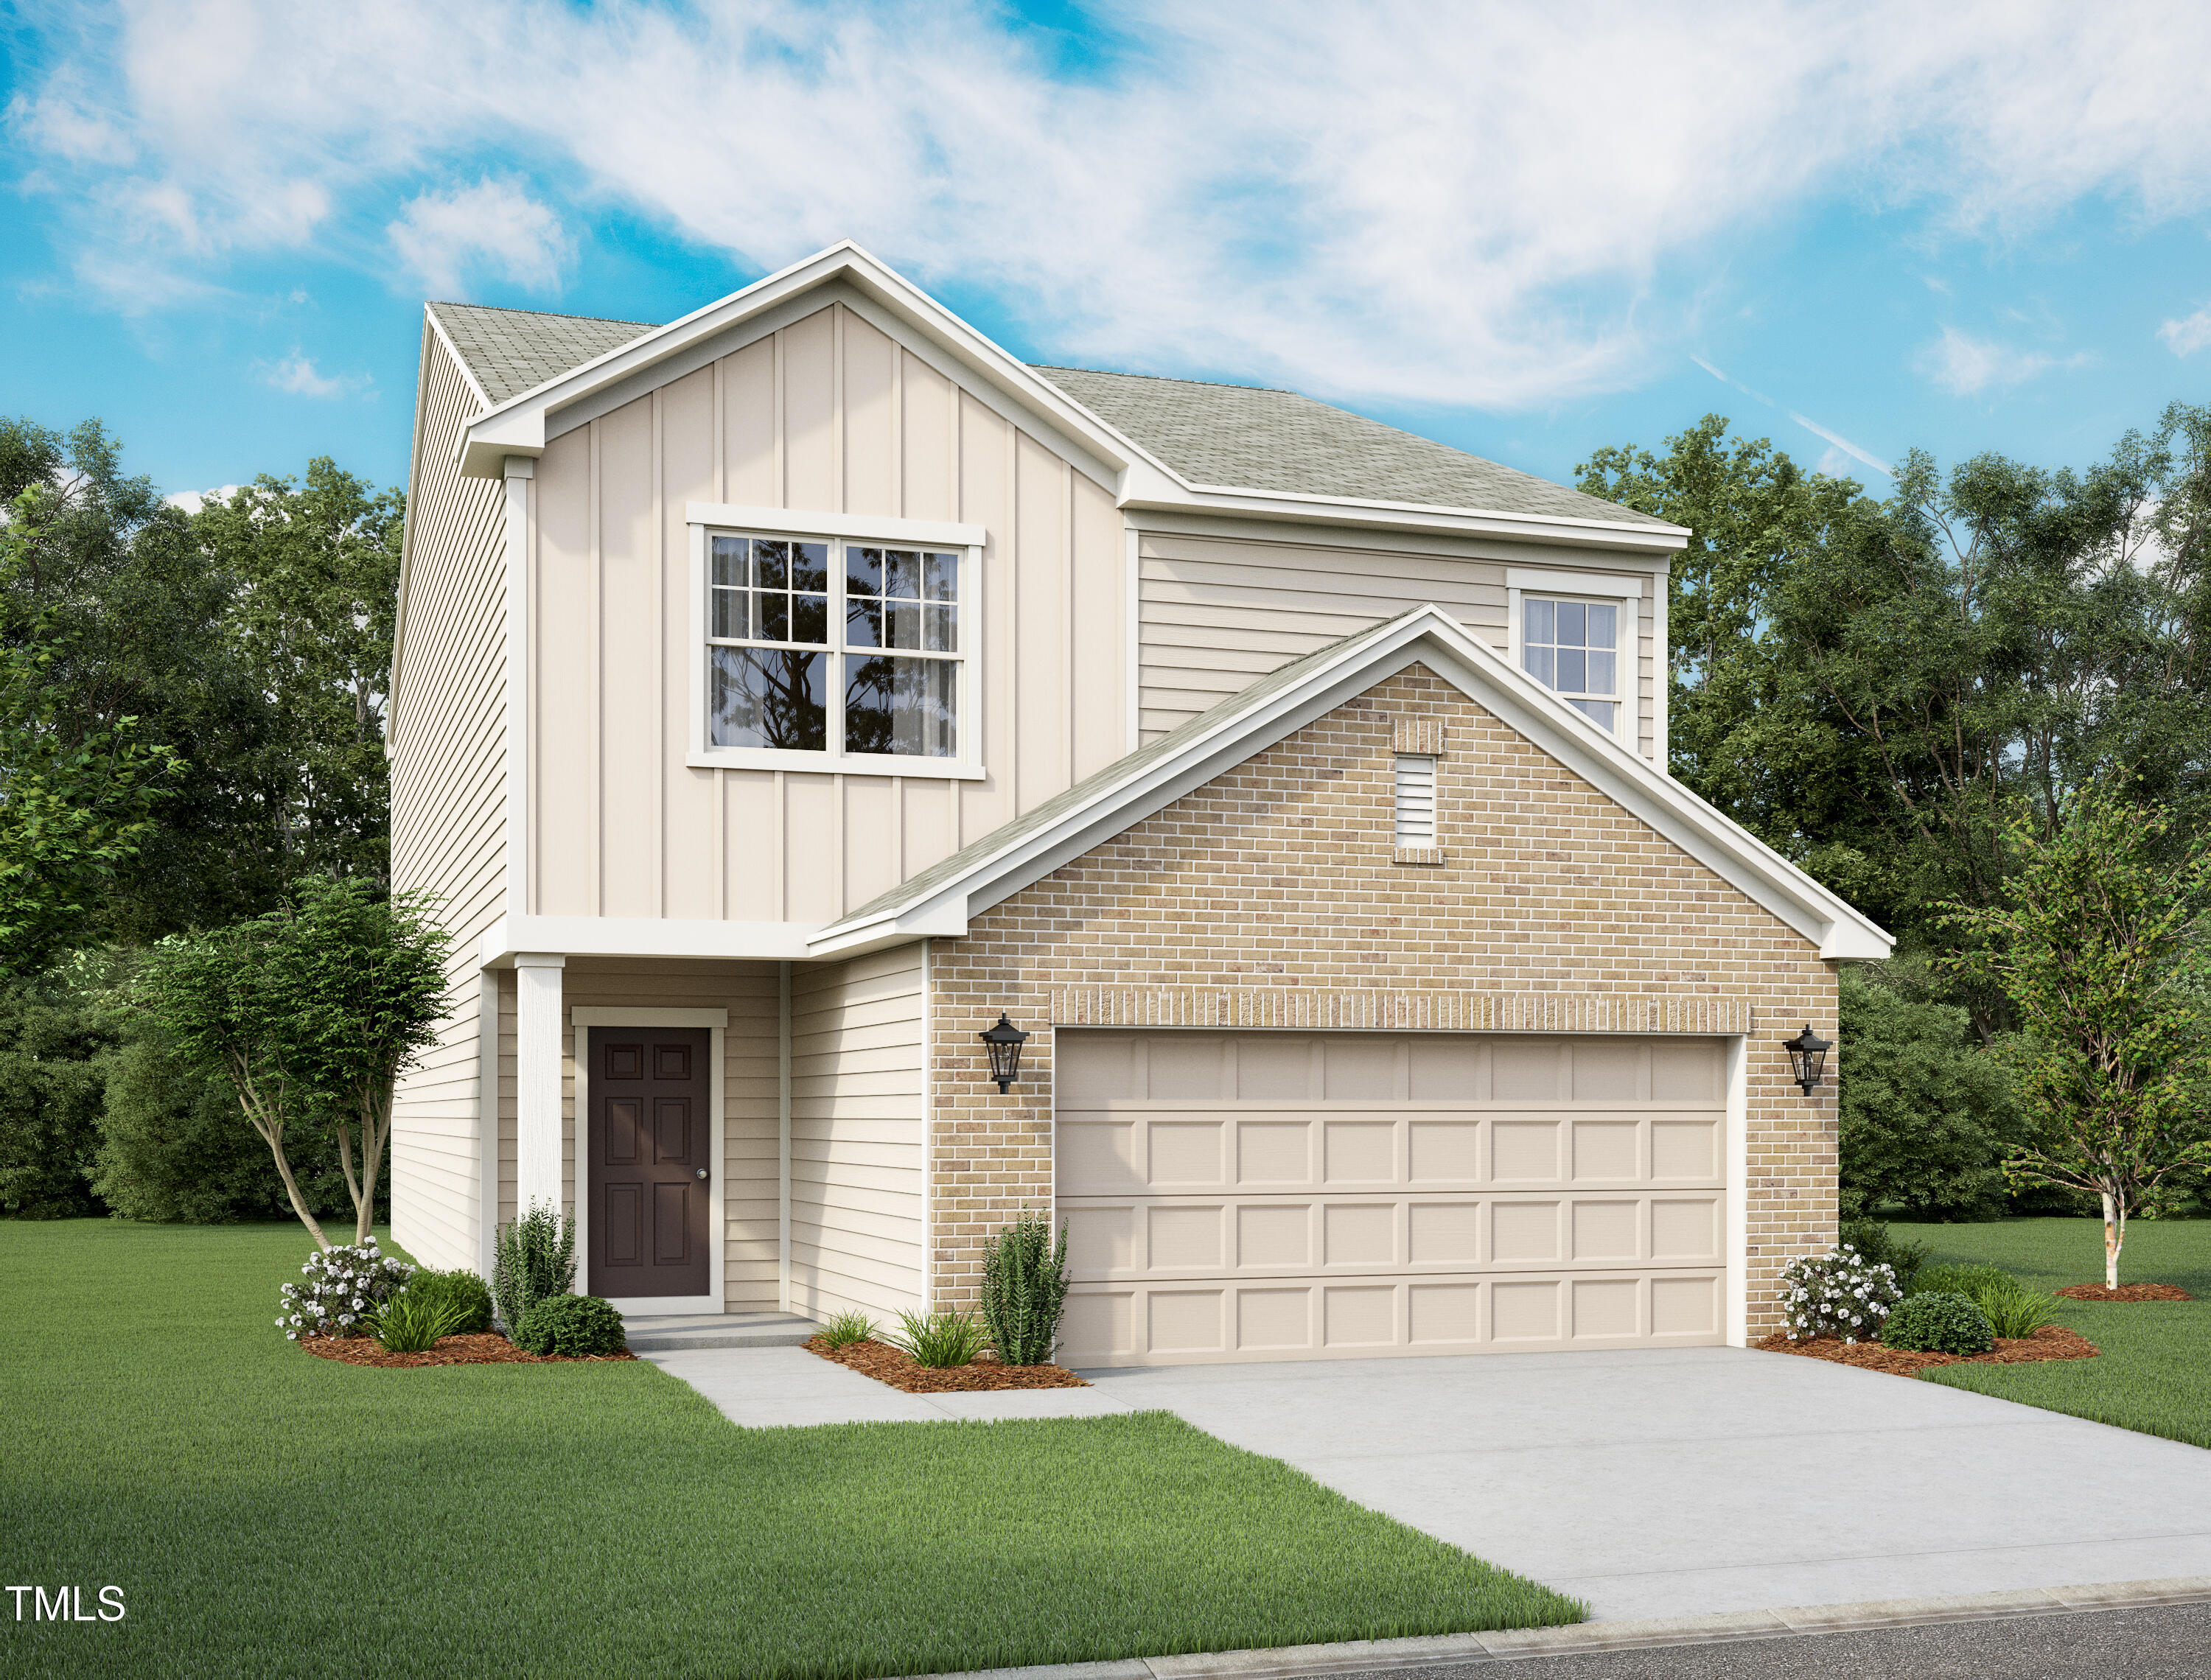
[810,604,1891,964]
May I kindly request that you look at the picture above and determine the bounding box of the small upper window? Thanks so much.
[1522,597,1618,733]
[707,535,962,760]
[1394,754,1437,847]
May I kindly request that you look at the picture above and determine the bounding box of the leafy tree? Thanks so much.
[192,463,401,888]
[1941,785,2211,1287]
[1580,406,2211,1033]
[128,879,448,1247]
[1835,970,2022,1221]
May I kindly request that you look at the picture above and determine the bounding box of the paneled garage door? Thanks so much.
[1055,1030,1731,1367]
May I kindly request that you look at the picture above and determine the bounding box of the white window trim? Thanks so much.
[1394,753,1438,847]
[571,1006,727,1317]
[685,508,987,778]
[1505,567,1643,752]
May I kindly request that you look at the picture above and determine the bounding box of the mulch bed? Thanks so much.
[2055,1283,2194,1302]
[299,1332,637,1368]
[806,1337,1087,1392]
[1755,1322,2099,1379]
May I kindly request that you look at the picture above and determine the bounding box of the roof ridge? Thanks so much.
[428,301,655,329]
[1031,363,1290,396]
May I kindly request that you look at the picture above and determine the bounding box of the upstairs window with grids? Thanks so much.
[708,534,962,760]
[1521,597,1619,732]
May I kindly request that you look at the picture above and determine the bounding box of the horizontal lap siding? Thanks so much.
[1136,531,1660,761]
[790,945,927,1321]
[391,331,509,1273]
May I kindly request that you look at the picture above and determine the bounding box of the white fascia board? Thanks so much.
[685,503,985,548]
[1119,464,1688,554]
[455,242,1145,484]
[479,915,829,966]
[808,605,1891,964]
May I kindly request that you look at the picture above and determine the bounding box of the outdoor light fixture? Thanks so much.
[1783,1023,1833,1095]
[979,1014,1031,1093]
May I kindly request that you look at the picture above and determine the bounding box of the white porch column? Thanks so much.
[513,953,567,1217]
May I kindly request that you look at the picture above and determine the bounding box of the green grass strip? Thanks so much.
[1891,1216,2211,1450]
[0,1220,1581,1678]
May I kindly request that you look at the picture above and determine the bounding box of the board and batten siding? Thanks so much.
[1136,529,1662,761]
[389,329,510,1273]
[528,300,1128,926]
[789,945,929,1321]
[493,959,784,1309]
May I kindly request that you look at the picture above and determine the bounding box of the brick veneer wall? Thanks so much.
[926,664,1841,1343]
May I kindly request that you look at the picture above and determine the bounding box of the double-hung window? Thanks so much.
[1506,568,1644,747]
[702,528,970,767]
[1521,597,1619,732]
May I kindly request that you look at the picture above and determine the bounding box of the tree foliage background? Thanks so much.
[0,416,401,1219]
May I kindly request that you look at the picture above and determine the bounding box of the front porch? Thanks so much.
[487,947,930,1326]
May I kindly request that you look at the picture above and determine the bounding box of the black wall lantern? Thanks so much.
[1783,1023,1833,1095]
[979,1015,1031,1093]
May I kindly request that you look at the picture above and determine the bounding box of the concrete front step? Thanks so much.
[621,1310,820,1354]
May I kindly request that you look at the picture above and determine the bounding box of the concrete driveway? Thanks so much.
[1080,1347,2211,1621]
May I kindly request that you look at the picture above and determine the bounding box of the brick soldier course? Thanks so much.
[926,666,1837,1341]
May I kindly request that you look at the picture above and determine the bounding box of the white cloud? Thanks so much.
[164,485,242,514]
[388,178,567,297]
[1913,326,2086,396]
[256,353,366,399]
[2158,304,2211,356]
[16,1,2211,407]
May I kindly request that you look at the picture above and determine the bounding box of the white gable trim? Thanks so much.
[806,605,1892,964]
[453,240,1689,552]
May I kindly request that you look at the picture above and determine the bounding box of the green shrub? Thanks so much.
[514,1294,627,1357]
[814,1309,876,1349]
[92,1018,383,1225]
[492,1200,574,1329]
[1776,1244,1903,1342]
[1907,1262,2013,1301]
[1977,1281,2059,1340]
[1837,1217,1934,1288]
[890,1308,987,1368]
[1879,1290,1995,1354]
[1837,973,2022,1221]
[981,1212,1070,1366]
[369,1289,470,1353]
[405,1268,493,1335]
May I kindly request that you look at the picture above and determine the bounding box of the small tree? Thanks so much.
[263,878,450,1244]
[130,878,450,1249]
[1941,785,2211,1288]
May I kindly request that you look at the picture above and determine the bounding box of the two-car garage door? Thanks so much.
[1055,1030,1732,1367]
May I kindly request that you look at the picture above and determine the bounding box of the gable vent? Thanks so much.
[1394,754,1438,846]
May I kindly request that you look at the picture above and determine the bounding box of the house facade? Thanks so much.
[388,242,1887,1364]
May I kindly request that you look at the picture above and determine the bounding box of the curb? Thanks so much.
[910,1575,2211,1680]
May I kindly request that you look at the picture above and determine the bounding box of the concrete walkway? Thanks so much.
[645,1343,2211,1622]
[1080,1348,2211,1621]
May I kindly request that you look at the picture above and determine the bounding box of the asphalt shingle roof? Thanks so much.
[1033,365,1657,527]
[427,301,653,406]
[422,301,1658,527]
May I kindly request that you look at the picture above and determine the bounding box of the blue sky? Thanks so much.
[7,1,2211,507]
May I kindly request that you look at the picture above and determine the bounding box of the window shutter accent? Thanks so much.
[1394,754,1437,847]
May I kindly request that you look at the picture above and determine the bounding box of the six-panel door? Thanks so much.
[587,1026,711,1299]
[1055,1031,1729,1365]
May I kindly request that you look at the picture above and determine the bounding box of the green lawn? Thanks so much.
[1890,1216,2211,1450]
[0,1221,1578,1678]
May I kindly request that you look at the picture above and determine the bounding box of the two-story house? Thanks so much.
[388,242,1887,1366]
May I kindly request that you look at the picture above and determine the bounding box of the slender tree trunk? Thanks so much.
[231,1060,329,1250]
[2103,1189,2123,1289]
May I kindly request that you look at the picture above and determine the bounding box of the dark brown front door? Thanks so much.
[587,1027,710,1298]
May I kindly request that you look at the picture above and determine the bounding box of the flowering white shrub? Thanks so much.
[276,1236,416,1340]
[1776,1243,1902,1343]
